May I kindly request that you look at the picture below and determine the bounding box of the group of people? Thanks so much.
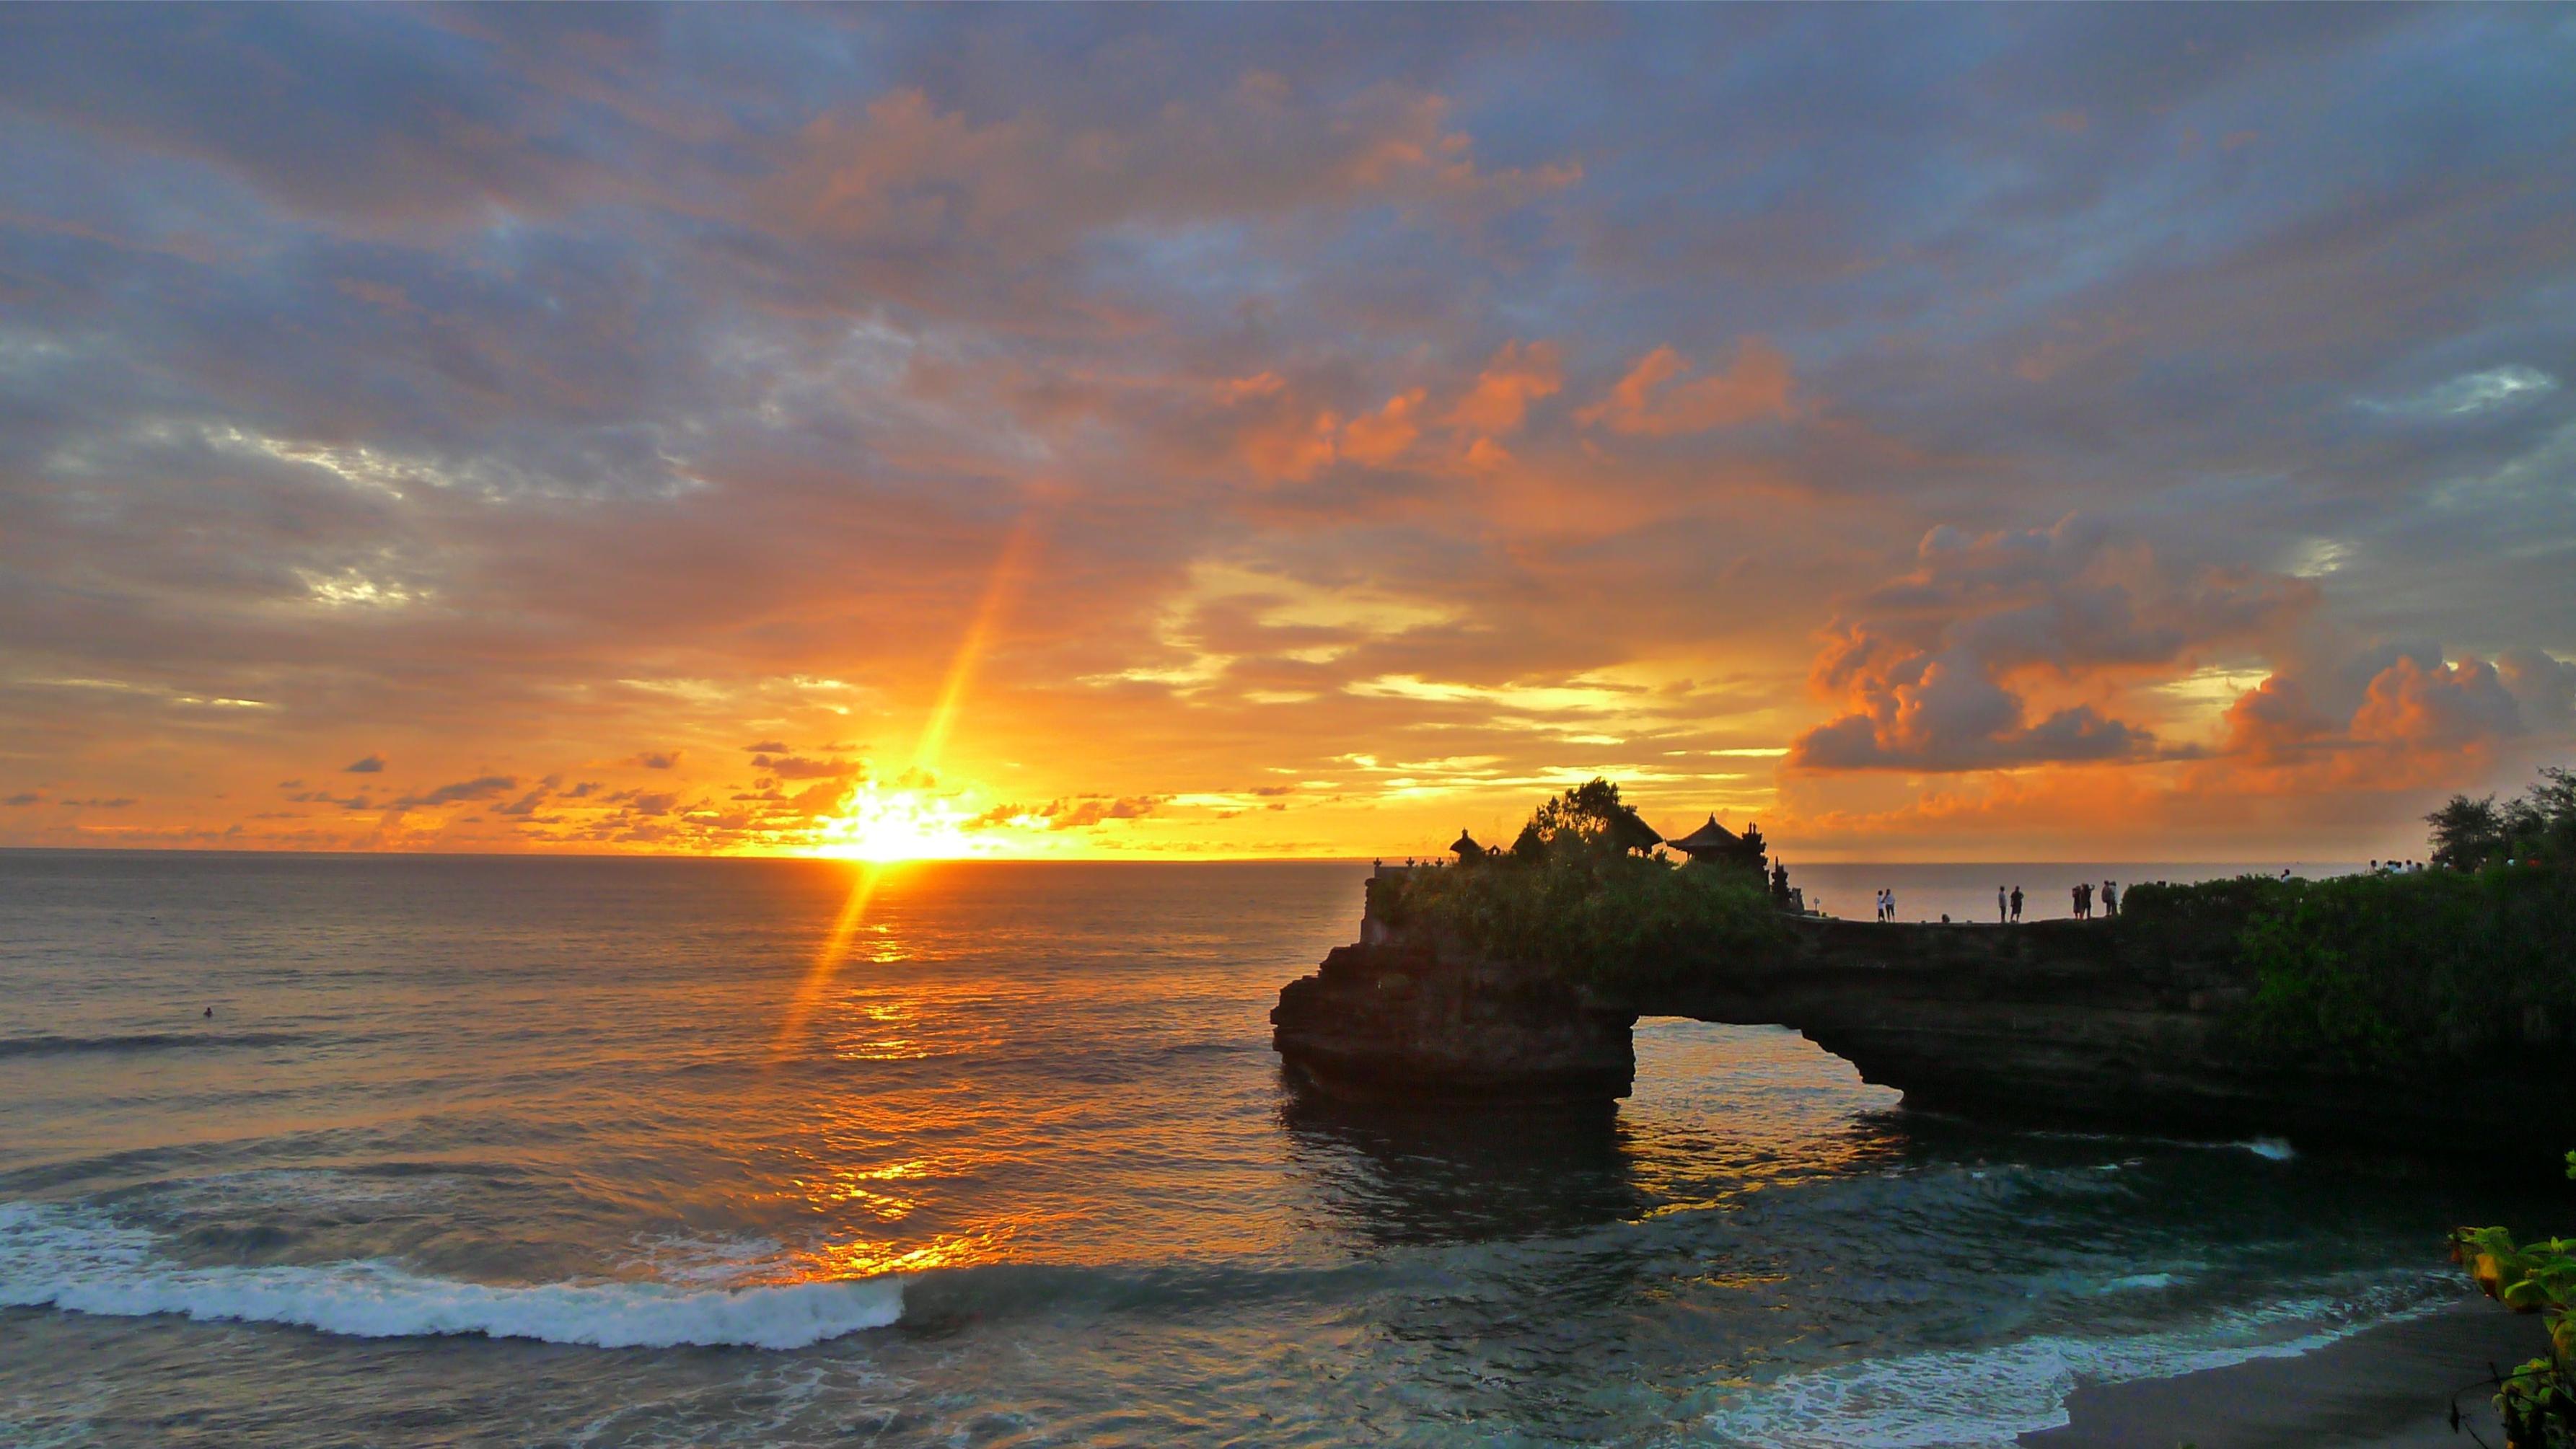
[2370,859,2426,874]
[1862,878,2129,924]
[1974,881,2116,922]
[2070,880,2117,919]
[1875,880,2132,926]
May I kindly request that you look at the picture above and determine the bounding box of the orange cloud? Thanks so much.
[1579,338,1798,436]
[1445,340,1563,436]
[2350,656,2523,749]
[1790,518,2309,772]
[1339,389,1427,467]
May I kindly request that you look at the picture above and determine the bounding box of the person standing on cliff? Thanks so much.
[1886,887,1898,922]
[1997,886,2008,923]
[2009,886,2023,922]
[2073,881,2091,919]
[2101,881,2119,917]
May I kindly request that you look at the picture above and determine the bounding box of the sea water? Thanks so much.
[0,853,2554,1447]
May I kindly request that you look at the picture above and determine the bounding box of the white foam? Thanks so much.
[2237,1137,2298,1161]
[0,1203,902,1351]
[1702,1285,2444,1448]
[620,1231,795,1286]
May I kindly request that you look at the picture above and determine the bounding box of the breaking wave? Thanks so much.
[0,1031,319,1059]
[1700,1278,2450,1448]
[0,1203,902,1350]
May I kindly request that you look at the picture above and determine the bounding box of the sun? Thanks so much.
[808,781,982,863]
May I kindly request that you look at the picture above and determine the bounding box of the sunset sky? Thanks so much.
[2,6,2571,861]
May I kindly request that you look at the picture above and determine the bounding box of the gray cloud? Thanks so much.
[1792,518,2312,772]
[0,6,2569,853]
[390,775,518,809]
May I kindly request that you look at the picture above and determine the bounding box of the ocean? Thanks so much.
[0,852,2552,1447]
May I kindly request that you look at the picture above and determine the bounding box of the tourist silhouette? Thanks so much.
[2009,886,2023,922]
[1997,886,2007,923]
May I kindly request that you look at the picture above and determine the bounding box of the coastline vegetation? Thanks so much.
[1368,779,1784,994]
[2121,766,2576,1078]
[2453,1153,2576,1448]
[1377,767,2576,1040]
[2436,770,2576,1448]
[2153,866,2575,1077]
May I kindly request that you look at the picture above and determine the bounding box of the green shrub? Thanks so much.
[2129,867,2576,1075]
[1373,780,1786,995]
[2455,1153,2576,1448]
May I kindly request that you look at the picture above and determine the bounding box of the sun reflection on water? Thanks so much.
[787,1158,932,1221]
[830,1001,931,1062]
[795,1229,1006,1281]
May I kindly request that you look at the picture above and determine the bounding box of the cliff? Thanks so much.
[1271,910,2576,1152]
[1271,941,1635,1104]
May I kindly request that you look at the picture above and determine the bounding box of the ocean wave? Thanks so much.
[1700,1278,2449,1448]
[0,1203,902,1350]
[0,1031,317,1059]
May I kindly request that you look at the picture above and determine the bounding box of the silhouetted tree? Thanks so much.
[2428,793,2507,871]
[2428,766,2576,869]
[1511,778,1663,862]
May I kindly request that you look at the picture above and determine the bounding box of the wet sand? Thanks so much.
[2021,1296,2547,1448]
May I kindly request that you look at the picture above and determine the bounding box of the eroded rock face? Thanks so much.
[1270,942,1635,1104]
[1269,916,2576,1150]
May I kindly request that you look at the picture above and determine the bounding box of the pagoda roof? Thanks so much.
[1450,829,1483,855]
[1666,814,1744,853]
[1605,809,1662,852]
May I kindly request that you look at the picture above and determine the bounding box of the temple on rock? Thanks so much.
[1666,814,1767,875]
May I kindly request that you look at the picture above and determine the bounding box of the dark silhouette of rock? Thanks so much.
[1272,941,1634,1104]
[1271,912,2576,1153]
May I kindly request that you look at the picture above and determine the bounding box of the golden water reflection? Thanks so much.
[794,1228,1005,1281]
[783,1157,931,1221]
[829,1000,931,1062]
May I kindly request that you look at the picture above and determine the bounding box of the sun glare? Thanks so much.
[809,782,982,863]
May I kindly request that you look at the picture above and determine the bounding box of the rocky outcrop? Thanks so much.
[1270,941,1635,1104]
[1270,914,2576,1150]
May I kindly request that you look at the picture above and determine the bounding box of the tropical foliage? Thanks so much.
[1508,776,1666,860]
[2453,1152,2576,1448]
[2226,866,2575,1075]
[2430,767,2576,871]
[2116,863,2574,1078]
[1371,779,1784,995]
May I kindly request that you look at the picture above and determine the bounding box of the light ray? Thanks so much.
[913,514,1043,775]
[773,511,1045,1055]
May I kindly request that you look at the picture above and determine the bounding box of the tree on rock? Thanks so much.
[1512,778,1664,862]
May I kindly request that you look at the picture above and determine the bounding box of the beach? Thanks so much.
[2024,1296,2546,1448]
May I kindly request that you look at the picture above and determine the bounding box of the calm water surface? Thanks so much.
[0,853,2550,1447]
